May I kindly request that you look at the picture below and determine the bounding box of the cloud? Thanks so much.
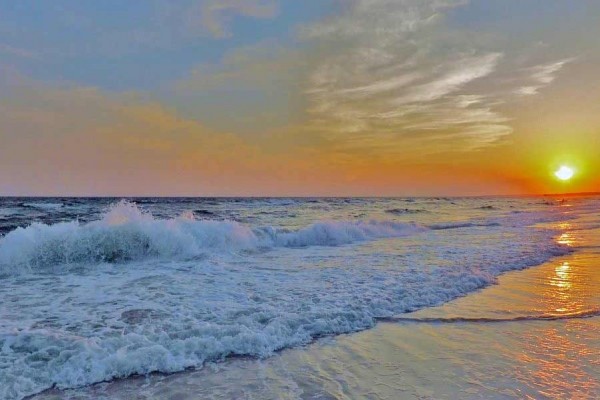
[515,58,575,96]
[168,40,307,134]
[296,0,578,154]
[5,78,508,196]
[0,1,280,60]
[0,43,38,59]
[173,41,301,91]
[392,53,502,104]
[0,85,256,194]
[196,0,279,38]
[301,0,468,40]
[0,1,595,196]
[300,0,514,152]
[0,83,356,195]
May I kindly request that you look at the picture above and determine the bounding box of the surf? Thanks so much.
[0,201,426,273]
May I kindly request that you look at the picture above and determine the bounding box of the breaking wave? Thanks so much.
[428,221,501,230]
[0,201,425,273]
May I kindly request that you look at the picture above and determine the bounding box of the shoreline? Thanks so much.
[17,198,600,399]
[34,229,600,399]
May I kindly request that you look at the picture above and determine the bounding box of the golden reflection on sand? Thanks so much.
[514,216,600,398]
[517,319,599,399]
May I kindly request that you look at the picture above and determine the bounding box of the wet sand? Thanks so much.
[35,216,600,399]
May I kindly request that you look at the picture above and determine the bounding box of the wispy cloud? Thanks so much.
[0,43,38,59]
[515,58,575,96]
[0,1,280,59]
[0,85,321,195]
[0,82,389,195]
[301,0,468,40]
[299,0,575,153]
[193,0,279,39]
[393,53,502,104]
[301,0,513,152]
[174,41,299,90]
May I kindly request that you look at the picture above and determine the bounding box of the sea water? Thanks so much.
[0,196,593,399]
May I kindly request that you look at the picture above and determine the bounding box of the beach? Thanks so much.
[35,229,600,399]
[33,229,600,399]
[8,196,595,399]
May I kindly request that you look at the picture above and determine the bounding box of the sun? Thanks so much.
[554,165,575,181]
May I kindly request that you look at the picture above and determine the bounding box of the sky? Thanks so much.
[1,0,599,196]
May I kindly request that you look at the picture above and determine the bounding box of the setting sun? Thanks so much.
[555,166,575,181]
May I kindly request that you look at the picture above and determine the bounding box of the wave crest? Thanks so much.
[0,201,425,272]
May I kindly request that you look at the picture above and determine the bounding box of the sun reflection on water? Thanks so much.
[547,261,576,314]
[550,262,572,290]
[516,253,599,398]
[518,222,599,399]
[557,232,575,246]
[554,222,575,246]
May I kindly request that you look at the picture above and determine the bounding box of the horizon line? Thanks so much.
[0,192,598,199]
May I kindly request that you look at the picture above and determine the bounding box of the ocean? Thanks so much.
[0,196,597,399]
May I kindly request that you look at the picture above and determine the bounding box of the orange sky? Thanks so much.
[1,1,599,196]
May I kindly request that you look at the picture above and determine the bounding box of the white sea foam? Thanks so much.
[0,198,581,399]
[0,201,425,273]
[428,221,501,230]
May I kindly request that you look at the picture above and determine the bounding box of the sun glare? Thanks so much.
[554,166,574,181]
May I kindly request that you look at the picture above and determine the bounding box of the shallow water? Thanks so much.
[0,196,596,399]
[36,205,600,400]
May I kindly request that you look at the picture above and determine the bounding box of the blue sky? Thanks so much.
[0,0,329,90]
